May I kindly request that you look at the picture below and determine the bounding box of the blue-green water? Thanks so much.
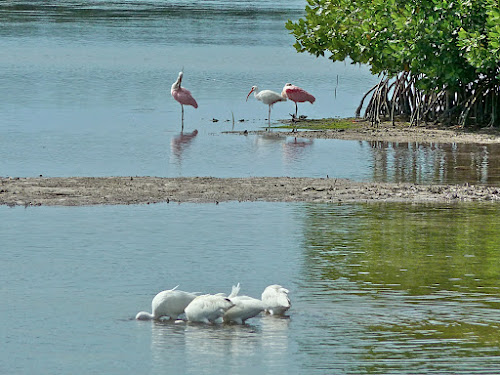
[2,202,500,374]
[2,1,500,374]
[2,1,500,184]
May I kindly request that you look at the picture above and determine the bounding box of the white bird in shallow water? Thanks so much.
[261,284,291,316]
[184,294,235,324]
[135,286,198,321]
[223,283,266,325]
[246,85,287,125]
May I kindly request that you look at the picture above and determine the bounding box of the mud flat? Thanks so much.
[3,123,500,207]
[1,176,500,207]
[231,122,500,144]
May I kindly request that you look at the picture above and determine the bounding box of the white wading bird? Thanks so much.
[223,283,266,325]
[261,284,291,316]
[135,285,198,321]
[246,85,287,125]
[184,294,235,324]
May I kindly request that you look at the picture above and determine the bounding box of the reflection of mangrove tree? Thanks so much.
[361,141,500,185]
[301,203,500,296]
[298,203,500,370]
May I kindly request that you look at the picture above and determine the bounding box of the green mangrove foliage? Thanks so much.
[286,0,500,127]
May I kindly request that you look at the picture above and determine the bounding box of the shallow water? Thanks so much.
[2,202,500,374]
[2,2,500,374]
[3,1,500,184]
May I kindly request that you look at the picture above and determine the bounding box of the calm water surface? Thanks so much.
[2,1,500,184]
[2,202,500,374]
[2,2,500,375]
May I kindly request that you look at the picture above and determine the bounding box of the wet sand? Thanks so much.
[3,125,500,207]
[233,122,500,144]
[2,176,500,207]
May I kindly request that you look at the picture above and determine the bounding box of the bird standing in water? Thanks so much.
[171,71,198,127]
[261,284,291,316]
[184,294,235,324]
[135,285,198,321]
[246,85,287,127]
[281,83,315,117]
[223,283,266,325]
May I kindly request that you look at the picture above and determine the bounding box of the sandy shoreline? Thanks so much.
[230,123,500,144]
[3,125,500,207]
[2,176,500,207]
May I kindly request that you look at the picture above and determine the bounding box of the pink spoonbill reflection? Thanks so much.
[282,137,314,163]
[171,129,198,161]
[246,85,286,127]
[171,71,198,127]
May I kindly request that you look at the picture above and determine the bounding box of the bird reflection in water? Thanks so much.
[282,137,314,163]
[148,314,290,374]
[170,129,198,163]
[255,132,286,145]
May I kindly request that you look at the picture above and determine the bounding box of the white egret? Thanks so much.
[246,85,287,125]
[184,294,235,324]
[261,284,291,316]
[135,285,198,321]
[223,283,266,325]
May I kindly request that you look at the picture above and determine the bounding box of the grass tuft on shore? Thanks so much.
[275,118,418,131]
[275,117,358,131]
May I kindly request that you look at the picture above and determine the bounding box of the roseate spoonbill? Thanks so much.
[246,85,286,126]
[281,83,315,119]
[223,283,266,325]
[184,294,235,324]
[171,71,198,123]
[135,285,199,321]
[261,284,291,316]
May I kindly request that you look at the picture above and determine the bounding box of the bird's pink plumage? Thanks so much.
[172,87,198,108]
[283,85,315,104]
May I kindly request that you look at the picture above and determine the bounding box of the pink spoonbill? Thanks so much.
[171,71,198,125]
[281,83,315,119]
[246,85,287,126]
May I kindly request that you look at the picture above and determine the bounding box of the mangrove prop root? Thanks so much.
[359,70,500,128]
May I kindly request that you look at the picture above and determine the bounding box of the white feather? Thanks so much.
[223,283,265,324]
[136,286,198,321]
[184,294,235,324]
[261,284,291,316]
